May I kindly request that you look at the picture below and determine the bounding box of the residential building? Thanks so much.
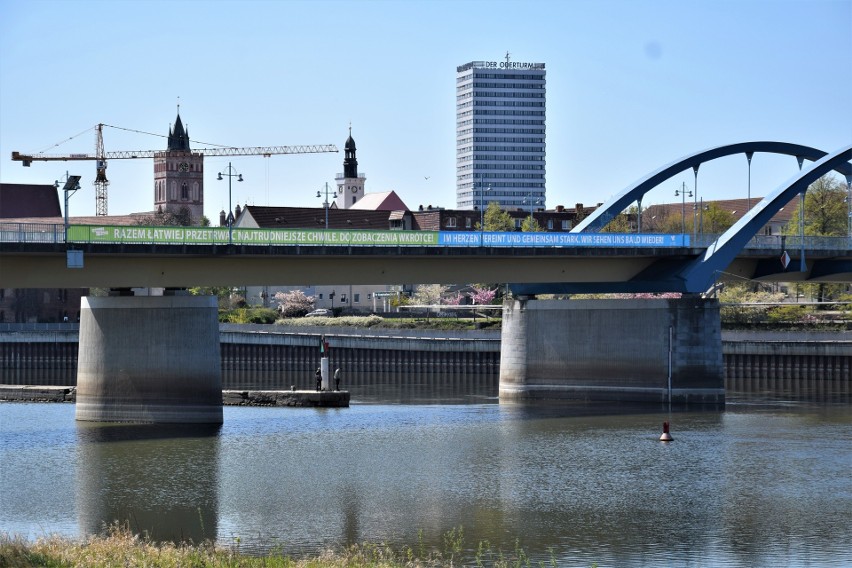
[456,56,546,211]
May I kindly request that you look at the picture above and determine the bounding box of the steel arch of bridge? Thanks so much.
[511,143,852,295]
[680,144,852,292]
[572,141,852,234]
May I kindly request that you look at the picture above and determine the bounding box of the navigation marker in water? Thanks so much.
[659,421,673,442]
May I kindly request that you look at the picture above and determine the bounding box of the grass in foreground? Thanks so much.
[0,524,578,568]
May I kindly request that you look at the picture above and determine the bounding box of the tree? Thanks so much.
[700,203,736,234]
[646,210,682,234]
[521,215,545,232]
[135,206,194,227]
[480,201,514,232]
[469,285,497,305]
[783,175,848,237]
[780,175,848,302]
[601,205,639,233]
[413,284,449,305]
[274,289,315,318]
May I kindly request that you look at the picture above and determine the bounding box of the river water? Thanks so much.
[1,383,850,567]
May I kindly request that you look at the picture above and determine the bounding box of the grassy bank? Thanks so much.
[0,525,568,568]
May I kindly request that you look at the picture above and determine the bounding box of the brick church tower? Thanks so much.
[153,111,204,224]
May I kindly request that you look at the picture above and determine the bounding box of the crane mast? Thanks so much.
[11,125,338,216]
[94,124,109,216]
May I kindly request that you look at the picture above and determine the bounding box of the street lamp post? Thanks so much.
[523,192,540,230]
[692,165,700,239]
[317,182,337,229]
[675,182,692,234]
[479,183,491,232]
[217,162,243,245]
[55,172,81,243]
[746,151,754,211]
[846,175,852,238]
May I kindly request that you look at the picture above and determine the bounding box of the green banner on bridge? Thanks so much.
[66,225,440,246]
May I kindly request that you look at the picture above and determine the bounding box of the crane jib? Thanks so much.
[12,145,338,162]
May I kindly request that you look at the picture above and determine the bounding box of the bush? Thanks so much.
[220,308,278,324]
[275,315,385,328]
[765,304,811,324]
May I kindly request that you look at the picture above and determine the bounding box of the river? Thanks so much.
[1,382,850,567]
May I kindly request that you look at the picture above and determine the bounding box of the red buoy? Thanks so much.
[659,421,673,442]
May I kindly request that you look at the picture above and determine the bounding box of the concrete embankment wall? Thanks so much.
[0,325,849,388]
[722,331,852,380]
[220,326,500,391]
[0,325,501,390]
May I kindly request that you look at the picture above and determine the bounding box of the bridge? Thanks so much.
[1,141,847,423]
[0,225,849,291]
[2,144,849,292]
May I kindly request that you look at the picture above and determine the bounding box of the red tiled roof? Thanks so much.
[240,206,397,230]
[643,197,797,225]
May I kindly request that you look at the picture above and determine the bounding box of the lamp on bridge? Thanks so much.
[317,182,337,229]
[523,192,541,230]
[217,162,243,245]
[56,172,82,241]
[675,182,692,235]
[846,174,852,238]
[479,182,491,232]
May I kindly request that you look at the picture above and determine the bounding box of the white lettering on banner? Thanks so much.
[112,228,153,240]
[77,225,687,247]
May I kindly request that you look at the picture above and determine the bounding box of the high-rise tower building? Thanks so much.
[456,56,546,212]
[153,112,204,223]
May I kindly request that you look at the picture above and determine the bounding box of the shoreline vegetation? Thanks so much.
[0,524,570,568]
[217,302,852,332]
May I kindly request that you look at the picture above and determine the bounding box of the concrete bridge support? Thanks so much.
[499,297,725,405]
[76,295,223,423]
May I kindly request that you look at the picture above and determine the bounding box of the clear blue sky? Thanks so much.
[1,0,850,221]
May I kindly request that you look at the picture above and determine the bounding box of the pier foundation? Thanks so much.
[75,295,223,423]
[499,297,725,405]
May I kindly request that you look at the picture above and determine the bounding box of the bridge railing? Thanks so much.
[1,222,850,251]
[693,233,852,251]
[0,223,65,243]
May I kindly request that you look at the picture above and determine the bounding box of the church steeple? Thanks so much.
[342,126,358,179]
[335,125,366,209]
[168,113,191,151]
[155,109,204,224]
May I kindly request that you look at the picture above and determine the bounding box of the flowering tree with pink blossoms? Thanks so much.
[469,285,497,305]
[274,289,315,318]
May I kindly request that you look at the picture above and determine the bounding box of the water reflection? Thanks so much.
[75,422,221,543]
[2,377,850,567]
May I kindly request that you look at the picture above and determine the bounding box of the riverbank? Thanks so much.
[0,523,518,568]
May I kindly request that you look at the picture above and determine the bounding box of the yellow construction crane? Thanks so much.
[11,123,338,216]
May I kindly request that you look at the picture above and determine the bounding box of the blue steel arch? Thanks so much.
[679,144,852,292]
[509,144,852,296]
[572,141,852,234]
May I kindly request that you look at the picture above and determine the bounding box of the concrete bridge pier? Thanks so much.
[499,297,725,405]
[76,295,223,423]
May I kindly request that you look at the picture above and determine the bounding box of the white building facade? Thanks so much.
[456,58,546,211]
